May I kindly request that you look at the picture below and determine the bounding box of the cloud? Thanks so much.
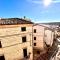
[43,0,52,7]
[53,0,60,3]
[43,0,60,7]
[26,0,60,7]
[26,0,42,4]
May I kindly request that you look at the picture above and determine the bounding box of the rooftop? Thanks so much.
[0,18,33,25]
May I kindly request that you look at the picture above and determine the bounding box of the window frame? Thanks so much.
[22,36,26,42]
[34,37,36,40]
[34,43,36,46]
[34,29,36,33]
[21,27,26,31]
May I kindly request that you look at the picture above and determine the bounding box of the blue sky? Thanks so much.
[0,0,60,23]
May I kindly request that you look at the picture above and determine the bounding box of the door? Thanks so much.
[23,48,27,57]
[0,55,5,60]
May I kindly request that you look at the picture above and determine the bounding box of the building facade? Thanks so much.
[0,18,33,60]
[33,24,54,50]
[44,28,54,47]
[33,24,45,50]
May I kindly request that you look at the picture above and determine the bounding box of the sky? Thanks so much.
[0,0,60,23]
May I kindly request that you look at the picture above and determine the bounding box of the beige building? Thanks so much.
[33,24,54,51]
[0,18,33,60]
[33,24,45,50]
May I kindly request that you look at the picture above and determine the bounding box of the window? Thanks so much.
[34,29,36,33]
[23,48,27,57]
[0,41,2,48]
[21,27,26,31]
[22,36,26,42]
[34,37,36,40]
[37,51,40,54]
[34,43,36,46]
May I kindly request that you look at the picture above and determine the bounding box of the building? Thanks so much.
[0,18,33,60]
[33,24,54,51]
[33,24,45,51]
[44,27,54,47]
[55,25,60,38]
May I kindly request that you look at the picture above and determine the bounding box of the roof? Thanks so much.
[33,24,54,31]
[0,18,33,25]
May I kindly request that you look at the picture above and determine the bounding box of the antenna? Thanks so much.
[24,16,26,19]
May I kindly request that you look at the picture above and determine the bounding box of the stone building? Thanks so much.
[0,18,33,60]
[33,24,45,50]
[33,24,54,51]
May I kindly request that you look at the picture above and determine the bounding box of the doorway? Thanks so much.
[0,55,5,60]
[23,48,27,57]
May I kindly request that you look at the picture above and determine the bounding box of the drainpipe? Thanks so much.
[32,24,34,60]
[43,27,46,50]
[50,30,52,46]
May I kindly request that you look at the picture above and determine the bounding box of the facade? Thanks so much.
[33,24,45,50]
[44,28,54,47]
[0,18,33,60]
[33,24,54,50]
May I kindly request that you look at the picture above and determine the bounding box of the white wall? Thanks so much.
[45,30,54,46]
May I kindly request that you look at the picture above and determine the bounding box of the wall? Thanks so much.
[0,24,33,60]
[45,30,54,46]
[33,25,45,50]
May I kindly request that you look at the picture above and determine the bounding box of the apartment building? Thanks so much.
[33,24,45,51]
[33,24,54,51]
[0,18,33,60]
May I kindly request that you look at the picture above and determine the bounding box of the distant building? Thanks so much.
[0,18,33,60]
[44,27,54,47]
[55,25,60,38]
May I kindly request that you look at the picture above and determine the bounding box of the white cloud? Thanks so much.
[53,0,60,3]
[26,0,60,7]
[43,0,60,7]
[43,0,52,7]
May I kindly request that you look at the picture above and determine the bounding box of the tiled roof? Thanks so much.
[0,18,33,25]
